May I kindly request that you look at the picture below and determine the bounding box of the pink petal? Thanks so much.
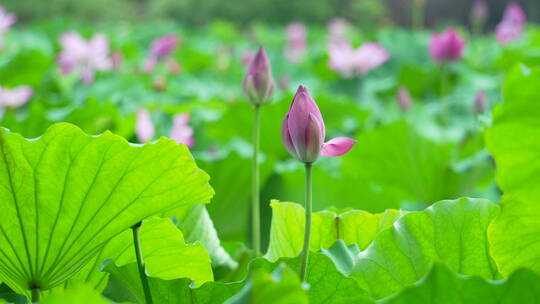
[136,109,155,143]
[321,137,356,157]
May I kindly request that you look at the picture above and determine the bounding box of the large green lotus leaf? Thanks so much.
[486,66,540,276]
[64,216,213,290]
[224,264,308,304]
[199,151,274,242]
[375,263,540,304]
[250,252,368,304]
[265,201,401,261]
[350,263,540,304]
[41,285,110,304]
[342,121,474,209]
[350,198,499,299]
[102,262,241,304]
[0,123,213,294]
[176,204,237,269]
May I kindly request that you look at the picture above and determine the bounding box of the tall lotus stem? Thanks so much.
[251,105,261,255]
[300,163,313,282]
[132,222,152,304]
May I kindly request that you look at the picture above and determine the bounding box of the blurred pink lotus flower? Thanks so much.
[243,47,275,106]
[0,85,32,108]
[0,5,16,49]
[241,49,255,67]
[471,0,488,23]
[502,2,527,25]
[473,91,488,114]
[0,5,15,34]
[136,109,155,143]
[396,86,413,112]
[429,29,465,63]
[495,2,527,45]
[58,32,113,84]
[282,86,356,163]
[170,113,194,147]
[284,22,307,63]
[328,40,389,78]
[144,34,179,73]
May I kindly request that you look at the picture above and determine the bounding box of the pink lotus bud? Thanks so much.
[136,109,155,143]
[495,2,527,45]
[282,86,356,163]
[170,113,194,147]
[473,91,488,114]
[242,47,275,106]
[471,0,488,23]
[429,29,465,63]
[0,85,33,108]
[396,86,413,112]
[150,34,179,60]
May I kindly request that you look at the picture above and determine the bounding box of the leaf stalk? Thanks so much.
[132,222,153,304]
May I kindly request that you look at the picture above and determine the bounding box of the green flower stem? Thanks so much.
[132,222,153,304]
[31,286,40,303]
[300,162,313,282]
[251,105,261,256]
[440,64,450,124]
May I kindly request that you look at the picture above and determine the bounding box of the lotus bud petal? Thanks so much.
[242,47,276,106]
[321,137,356,157]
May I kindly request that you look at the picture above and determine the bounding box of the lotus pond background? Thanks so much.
[1,0,540,303]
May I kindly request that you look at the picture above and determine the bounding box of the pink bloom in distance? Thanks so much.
[136,109,155,143]
[0,85,33,108]
[429,29,466,63]
[285,22,307,63]
[57,32,113,84]
[495,2,527,45]
[170,113,194,147]
[328,40,389,78]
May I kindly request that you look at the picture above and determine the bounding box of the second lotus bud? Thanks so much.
[242,47,276,106]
